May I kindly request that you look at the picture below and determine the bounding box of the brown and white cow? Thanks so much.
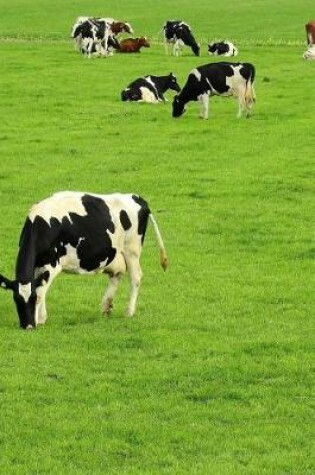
[0,192,168,329]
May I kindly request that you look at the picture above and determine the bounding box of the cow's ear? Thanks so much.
[0,274,15,291]
[35,271,50,288]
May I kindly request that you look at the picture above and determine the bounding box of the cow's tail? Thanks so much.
[149,214,168,270]
[244,64,256,105]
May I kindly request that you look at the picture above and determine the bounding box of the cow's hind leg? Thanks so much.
[199,93,209,119]
[125,254,143,317]
[102,273,122,315]
[35,264,62,325]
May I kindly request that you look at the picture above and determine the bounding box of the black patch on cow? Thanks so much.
[15,194,118,278]
[132,195,150,244]
[120,210,132,230]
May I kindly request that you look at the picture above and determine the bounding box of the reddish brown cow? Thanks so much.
[119,37,150,53]
[305,21,315,45]
[111,21,133,35]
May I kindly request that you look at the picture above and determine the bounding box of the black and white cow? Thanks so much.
[0,192,168,329]
[172,62,256,120]
[71,16,133,53]
[208,41,238,57]
[121,73,181,102]
[80,34,120,56]
[163,20,200,56]
[72,18,110,57]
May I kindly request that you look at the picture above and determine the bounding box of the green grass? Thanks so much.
[0,0,314,473]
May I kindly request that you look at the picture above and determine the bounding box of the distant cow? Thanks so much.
[305,21,315,45]
[163,20,200,56]
[303,45,315,59]
[0,192,168,329]
[72,19,110,57]
[121,73,181,102]
[208,41,238,57]
[118,37,150,53]
[71,17,133,53]
[172,62,256,119]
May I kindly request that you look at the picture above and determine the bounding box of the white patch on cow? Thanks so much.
[192,68,202,81]
[18,282,32,303]
[303,45,315,59]
[29,191,87,225]
[60,240,97,274]
[140,87,158,103]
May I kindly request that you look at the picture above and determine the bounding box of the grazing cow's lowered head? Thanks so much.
[0,271,50,329]
[208,41,238,57]
[0,192,168,329]
[172,95,186,117]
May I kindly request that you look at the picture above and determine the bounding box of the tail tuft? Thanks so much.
[149,214,168,270]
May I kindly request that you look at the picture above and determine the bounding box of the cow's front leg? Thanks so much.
[102,274,121,315]
[35,264,61,325]
[198,93,209,119]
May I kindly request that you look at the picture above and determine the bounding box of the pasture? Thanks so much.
[0,0,314,473]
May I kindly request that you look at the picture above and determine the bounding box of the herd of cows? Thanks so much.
[0,17,313,329]
[71,17,256,120]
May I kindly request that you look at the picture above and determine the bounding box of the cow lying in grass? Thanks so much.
[118,37,150,53]
[121,73,181,102]
[172,62,256,119]
[0,192,168,329]
[208,41,238,57]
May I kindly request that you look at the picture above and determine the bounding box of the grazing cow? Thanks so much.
[208,41,238,57]
[118,37,150,53]
[0,192,168,329]
[172,62,256,119]
[303,45,315,59]
[163,20,200,56]
[121,73,181,102]
[305,21,315,45]
[72,19,110,57]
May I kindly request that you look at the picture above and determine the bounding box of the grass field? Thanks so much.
[0,1,314,474]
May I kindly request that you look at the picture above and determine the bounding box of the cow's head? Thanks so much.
[192,43,200,56]
[0,271,50,329]
[168,73,181,93]
[139,37,150,48]
[172,96,186,118]
[208,42,217,55]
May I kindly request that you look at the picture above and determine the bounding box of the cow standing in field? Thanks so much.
[121,73,181,102]
[305,20,315,45]
[0,192,168,329]
[163,20,200,56]
[172,62,256,119]
[118,37,150,52]
[208,41,238,57]
[72,19,111,57]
